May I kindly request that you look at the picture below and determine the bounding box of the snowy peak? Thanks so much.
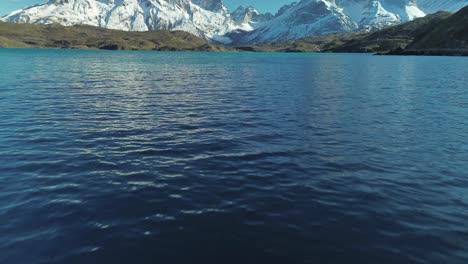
[2,0,468,44]
[243,0,359,43]
[1,0,239,42]
[275,1,299,17]
[375,0,424,22]
[231,6,259,24]
[230,5,273,30]
[335,0,426,31]
[358,1,403,31]
[232,0,448,44]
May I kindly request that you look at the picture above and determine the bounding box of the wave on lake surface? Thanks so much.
[0,50,467,264]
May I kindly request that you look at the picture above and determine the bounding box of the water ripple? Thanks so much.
[0,50,467,264]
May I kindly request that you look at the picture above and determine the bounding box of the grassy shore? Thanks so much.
[1,6,467,56]
[0,21,227,52]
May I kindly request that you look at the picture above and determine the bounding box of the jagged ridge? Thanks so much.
[1,0,238,43]
[2,0,468,44]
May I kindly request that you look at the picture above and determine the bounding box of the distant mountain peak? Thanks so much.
[1,0,239,43]
[191,0,225,12]
[2,0,468,44]
[230,5,273,31]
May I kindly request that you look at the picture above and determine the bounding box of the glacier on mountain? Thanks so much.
[243,0,432,43]
[2,0,468,44]
[243,0,359,43]
[1,0,239,42]
[230,5,274,31]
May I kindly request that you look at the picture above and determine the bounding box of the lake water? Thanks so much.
[0,49,467,264]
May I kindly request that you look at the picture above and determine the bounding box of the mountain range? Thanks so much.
[1,0,468,44]
[1,5,467,55]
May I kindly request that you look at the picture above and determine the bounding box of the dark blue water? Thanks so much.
[0,49,467,264]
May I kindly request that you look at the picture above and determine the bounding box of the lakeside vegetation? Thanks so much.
[0,21,226,52]
[1,5,467,56]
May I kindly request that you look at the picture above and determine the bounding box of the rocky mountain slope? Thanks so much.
[1,5,467,56]
[408,5,468,50]
[236,11,452,52]
[2,0,468,44]
[241,6,468,56]
[226,0,460,44]
[230,6,273,31]
[241,0,359,44]
[330,11,454,52]
[1,0,238,43]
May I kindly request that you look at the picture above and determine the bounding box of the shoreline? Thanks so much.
[2,46,468,57]
[1,19,467,56]
[379,48,468,57]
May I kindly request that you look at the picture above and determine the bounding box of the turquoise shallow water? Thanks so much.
[0,49,467,264]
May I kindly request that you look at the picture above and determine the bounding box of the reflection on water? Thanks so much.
[0,50,468,264]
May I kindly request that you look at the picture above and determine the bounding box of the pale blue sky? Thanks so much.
[0,0,293,16]
[224,0,292,13]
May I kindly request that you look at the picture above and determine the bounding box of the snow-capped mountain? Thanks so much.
[243,0,358,43]
[339,0,426,24]
[356,1,403,31]
[230,6,274,31]
[2,0,468,44]
[242,0,431,43]
[344,0,426,31]
[333,0,468,30]
[1,0,238,42]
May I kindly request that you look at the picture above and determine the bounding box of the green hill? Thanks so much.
[328,11,452,53]
[409,6,468,50]
[2,6,468,56]
[0,21,225,51]
[234,33,365,53]
[235,11,452,54]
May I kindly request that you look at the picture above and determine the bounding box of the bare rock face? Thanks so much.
[230,5,274,31]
